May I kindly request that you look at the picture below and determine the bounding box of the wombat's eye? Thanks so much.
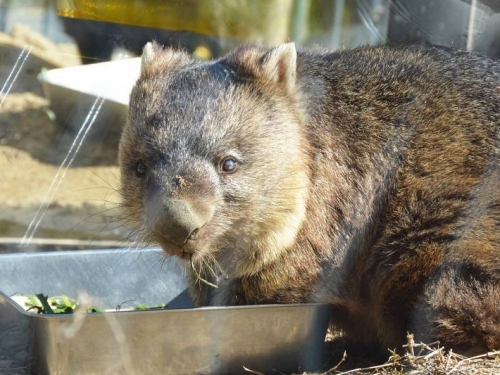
[220,157,238,174]
[135,161,147,178]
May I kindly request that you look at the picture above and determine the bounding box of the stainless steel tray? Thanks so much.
[0,249,330,374]
[39,58,140,133]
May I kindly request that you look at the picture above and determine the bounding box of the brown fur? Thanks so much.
[119,42,500,353]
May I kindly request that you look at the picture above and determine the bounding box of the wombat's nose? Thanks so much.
[154,199,204,247]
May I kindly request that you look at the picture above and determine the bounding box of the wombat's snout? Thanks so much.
[154,199,210,248]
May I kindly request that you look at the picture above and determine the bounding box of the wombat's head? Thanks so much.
[119,42,310,277]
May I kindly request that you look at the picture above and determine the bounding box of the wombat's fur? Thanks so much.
[119,42,500,354]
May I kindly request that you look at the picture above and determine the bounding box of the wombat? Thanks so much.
[119,42,500,354]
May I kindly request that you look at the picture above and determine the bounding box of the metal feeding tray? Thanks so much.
[0,249,330,374]
[39,57,141,122]
[37,58,141,154]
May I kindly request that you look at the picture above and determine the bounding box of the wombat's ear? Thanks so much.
[259,43,297,92]
[141,41,162,68]
[140,42,192,76]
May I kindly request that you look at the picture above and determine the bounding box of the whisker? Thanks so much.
[190,255,218,289]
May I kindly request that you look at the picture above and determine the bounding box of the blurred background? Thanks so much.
[1,0,500,253]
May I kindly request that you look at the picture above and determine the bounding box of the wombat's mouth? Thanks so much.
[154,232,205,261]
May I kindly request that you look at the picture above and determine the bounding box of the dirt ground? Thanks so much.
[0,27,127,252]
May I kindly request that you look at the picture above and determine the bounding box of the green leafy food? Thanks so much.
[17,294,167,314]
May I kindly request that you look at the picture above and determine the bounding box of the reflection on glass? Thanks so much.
[0,0,500,252]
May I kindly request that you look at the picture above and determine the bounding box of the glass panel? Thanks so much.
[0,0,499,254]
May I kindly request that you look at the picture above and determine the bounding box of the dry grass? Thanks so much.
[317,334,500,375]
[243,334,500,375]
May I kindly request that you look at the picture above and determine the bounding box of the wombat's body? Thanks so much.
[119,43,500,353]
